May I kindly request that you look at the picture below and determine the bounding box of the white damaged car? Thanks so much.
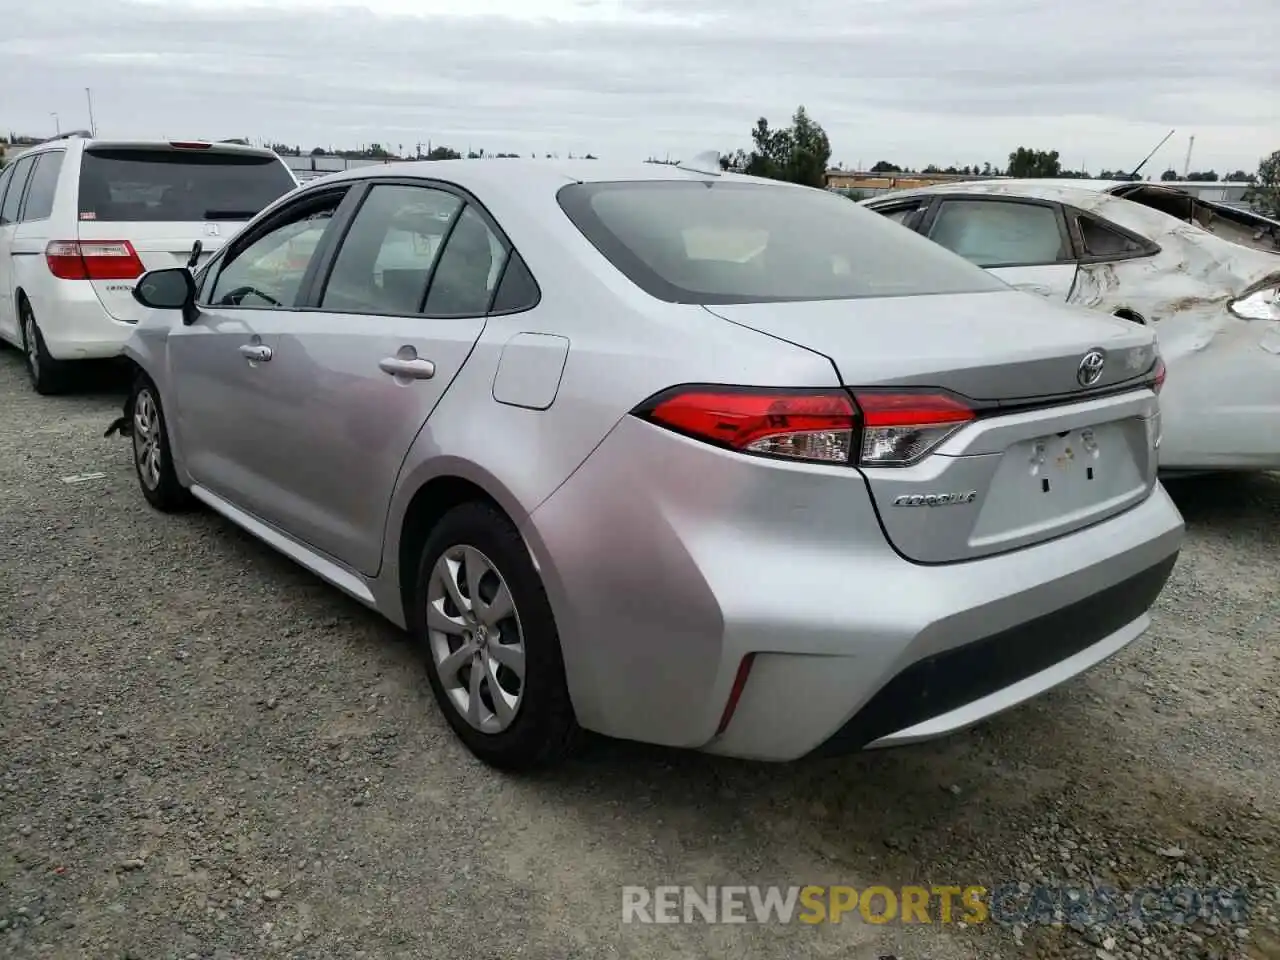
[862,180,1280,473]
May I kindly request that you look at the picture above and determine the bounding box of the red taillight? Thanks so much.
[169,141,212,149]
[637,387,859,464]
[45,240,145,281]
[716,653,756,736]
[633,385,975,467]
[852,390,975,466]
[1152,357,1166,394]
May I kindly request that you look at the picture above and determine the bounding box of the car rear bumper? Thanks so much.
[33,280,136,360]
[525,416,1185,762]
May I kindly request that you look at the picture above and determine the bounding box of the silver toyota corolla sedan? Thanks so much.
[116,157,1184,770]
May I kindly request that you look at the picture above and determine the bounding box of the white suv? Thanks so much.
[0,135,299,393]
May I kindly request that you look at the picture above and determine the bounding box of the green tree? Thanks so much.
[723,106,832,188]
[425,145,461,160]
[1186,170,1219,182]
[1224,169,1255,182]
[1245,150,1280,219]
[1160,169,1179,181]
[1006,147,1062,178]
[870,160,901,173]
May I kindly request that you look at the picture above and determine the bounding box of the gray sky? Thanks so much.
[2,0,1275,174]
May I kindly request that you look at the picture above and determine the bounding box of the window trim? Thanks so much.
[18,149,66,224]
[0,156,36,226]
[0,164,15,221]
[197,185,355,312]
[1065,206,1161,264]
[865,196,930,231]
[916,194,1076,269]
[297,175,541,319]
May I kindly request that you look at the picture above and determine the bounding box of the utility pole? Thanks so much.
[50,112,60,136]
[1183,136,1195,178]
[85,87,97,136]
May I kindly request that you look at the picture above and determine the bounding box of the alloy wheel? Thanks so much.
[426,544,526,734]
[23,312,39,382]
[132,388,163,490]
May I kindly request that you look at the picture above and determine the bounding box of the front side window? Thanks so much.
[320,184,461,314]
[1,157,34,226]
[557,181,1005,304]
[927,199,1070,268]
[206,193,344,308]
[21,151,65,222]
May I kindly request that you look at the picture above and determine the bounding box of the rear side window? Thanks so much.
[1076,214,1150,259]
[490,252,539,312]
[22,151,65,222]
[557,181,1004,304]
[78,148,297,223]
[1,157,34,226]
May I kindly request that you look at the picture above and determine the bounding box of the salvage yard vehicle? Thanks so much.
[0,134,298,394]
[112,158,1182,770]
[862,180,1280,473]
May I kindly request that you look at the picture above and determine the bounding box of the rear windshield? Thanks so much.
[557,180,1007,304]
[78,148,297,223]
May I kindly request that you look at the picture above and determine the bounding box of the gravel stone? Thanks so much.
[0,354,1277,960]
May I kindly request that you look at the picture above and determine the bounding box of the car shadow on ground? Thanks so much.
[1162,470,1280,530]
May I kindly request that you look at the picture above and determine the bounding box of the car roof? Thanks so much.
[868,178,1131,203]
[302,158,801,193]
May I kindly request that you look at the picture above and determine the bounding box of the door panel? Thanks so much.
[166,308,284,517]
[988,263,1078,301]
[167,188,349,515]
[0,157,34,342]
[246,184,503,574]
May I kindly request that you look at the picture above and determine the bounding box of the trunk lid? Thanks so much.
[706,290,1162,563]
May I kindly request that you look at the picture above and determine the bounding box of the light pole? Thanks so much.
[50,112,60,136]
[85,88,97,137]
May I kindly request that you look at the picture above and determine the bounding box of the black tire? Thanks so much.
[410,501,581,771]
[20,301,70,396]
[129,374,194,512]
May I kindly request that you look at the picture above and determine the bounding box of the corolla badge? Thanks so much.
[892,491,978,508]
[1077,349,1106,387]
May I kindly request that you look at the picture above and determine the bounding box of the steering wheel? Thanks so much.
[218,285,282,307]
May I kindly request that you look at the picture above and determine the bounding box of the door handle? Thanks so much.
[379,357,436,380]
[239,344,272,362]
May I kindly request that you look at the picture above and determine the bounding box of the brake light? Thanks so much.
[635,387,858,464]
[1151,357,1166,394]
[45,240,145,281]
[632,385,975,467]
[169,141,212,150]
[852,391,975,466]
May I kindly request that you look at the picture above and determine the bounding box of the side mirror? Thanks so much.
[133,267,198,325]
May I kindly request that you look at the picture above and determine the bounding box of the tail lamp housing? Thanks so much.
[46,240,145,281]
[632,385,976,468]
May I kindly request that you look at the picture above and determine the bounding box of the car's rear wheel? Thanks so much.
[411,501,581,770]
[130,374,193,512]
[21,301,70,396]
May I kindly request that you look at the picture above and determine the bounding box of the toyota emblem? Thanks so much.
[1077,350,1106,387]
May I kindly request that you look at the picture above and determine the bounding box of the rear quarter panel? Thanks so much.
[376,175,841,620]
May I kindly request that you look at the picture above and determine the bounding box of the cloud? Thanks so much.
[0,0,1274,172]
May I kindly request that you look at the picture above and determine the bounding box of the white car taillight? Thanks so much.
[851,391,975,466]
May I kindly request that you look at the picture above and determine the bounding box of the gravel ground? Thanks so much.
[1,347,1277,960]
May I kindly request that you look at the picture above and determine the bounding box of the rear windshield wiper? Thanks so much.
[203,209,259,220]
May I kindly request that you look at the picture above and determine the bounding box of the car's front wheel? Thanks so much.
[130,374,193,512]
[411,501,581,770]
